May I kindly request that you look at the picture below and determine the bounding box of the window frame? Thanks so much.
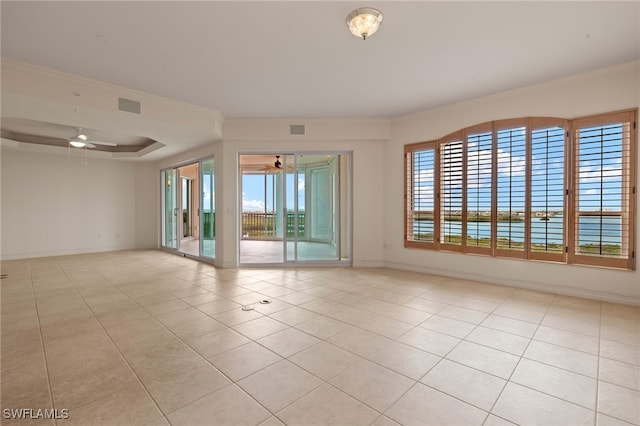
[463,122,494,256]
[404,110,637,270]
[494,117,529,260]
[439,130,465,253]
[568,110,637,270]
[527,117,568,264]
[405,141,438,250]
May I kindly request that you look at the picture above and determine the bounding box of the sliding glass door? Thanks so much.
[239,153,350,265]
[161,157,215,261]
[162,168,177,249]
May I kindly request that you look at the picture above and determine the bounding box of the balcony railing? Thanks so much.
[242,212,305,239]
[202,211,215,237]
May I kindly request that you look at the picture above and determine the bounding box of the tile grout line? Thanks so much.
[416,288,507,425]
[27,259,59,426]
[157,283,344,424]
[177,280,369,424]
[357,285,492,424]
[479,290,555,424]
[419,294,606,379]
[484,293,606,422]
[9,251,638,425]
[594,301,602,426]
[68,262,403,423]
[117,272,296,422]
[215,281,418,423]
[218,304,351,422]
[591,303,640,424]
[69,263,177,425]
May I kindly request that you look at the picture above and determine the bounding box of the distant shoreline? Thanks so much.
[413,214,529,222]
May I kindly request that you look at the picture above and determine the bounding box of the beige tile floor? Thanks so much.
[1,250,639,426]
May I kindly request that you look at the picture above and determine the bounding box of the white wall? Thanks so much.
[385,61,640,305]
[134,162,159,249]
[0,147,142,259]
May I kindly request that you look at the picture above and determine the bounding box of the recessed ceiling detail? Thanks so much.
[0,118,164,157]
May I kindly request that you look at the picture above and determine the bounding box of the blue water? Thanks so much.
[414,216,622,245]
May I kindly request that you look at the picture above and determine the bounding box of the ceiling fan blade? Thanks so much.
[88,140,117,147]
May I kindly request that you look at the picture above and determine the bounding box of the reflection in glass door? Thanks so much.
[285,154,297,262]
[239,153,350,265]
[162,169,177,249]
[294,154,342,262]
[182,177,193,238]
[200,158,215,259]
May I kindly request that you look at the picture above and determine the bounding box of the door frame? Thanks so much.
[160,156,215,263]
[238,151,352,267]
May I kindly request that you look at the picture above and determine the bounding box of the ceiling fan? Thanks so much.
[68,128,117,149]
[260,155,294,172]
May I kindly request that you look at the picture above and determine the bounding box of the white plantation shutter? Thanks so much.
[466,129,493,252]
[440,138,464,249]
[529,120,566,261]
[496,123,527,256]
[571,111,636,269]
[405,143,436,246]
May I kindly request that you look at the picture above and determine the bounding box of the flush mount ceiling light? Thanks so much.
[346,7,383,40]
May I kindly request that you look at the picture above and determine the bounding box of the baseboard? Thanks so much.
[383,260,640,306]
[0,245,138,261]
[218,261,238,269]
[353,259,385,268]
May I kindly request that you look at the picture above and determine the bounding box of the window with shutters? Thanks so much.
[404,110,636,270]
[529,119,566,262]
[466,126,493,253]
[496,121,527,257]
[406,143,436,247]
[570,111,636,269]
[441,138,464,249]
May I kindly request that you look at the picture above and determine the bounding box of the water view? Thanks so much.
[413,216,623,246]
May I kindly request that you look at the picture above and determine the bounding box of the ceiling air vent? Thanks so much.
[118,97,141,114]
[290,124,305,136]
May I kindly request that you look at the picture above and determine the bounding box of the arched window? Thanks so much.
[405,110,637,270]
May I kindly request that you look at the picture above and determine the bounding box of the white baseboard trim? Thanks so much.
[353,259,385,268]
[384,260,640,306]
[0,245,138,261]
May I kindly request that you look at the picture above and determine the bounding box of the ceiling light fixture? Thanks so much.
[346,7,383,40]
[69,134,88,148]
